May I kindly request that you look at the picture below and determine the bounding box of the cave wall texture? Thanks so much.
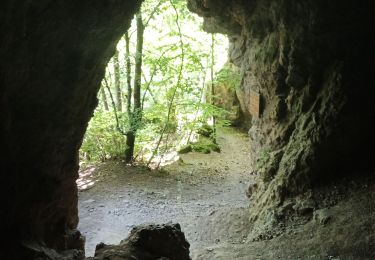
[0,1,142,258]
[0,0,374,258]
[188,0,375,219]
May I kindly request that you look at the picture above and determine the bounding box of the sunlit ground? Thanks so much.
[77,166,97,191]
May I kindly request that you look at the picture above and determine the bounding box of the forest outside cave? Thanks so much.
[76,0,375,259]
[79,0,235,168]
[77,0,252,257]
[1,0,374,259]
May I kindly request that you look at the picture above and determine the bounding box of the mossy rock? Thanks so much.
[197,124,214,138]
[191,136,221,154]
[178,136,221,155]
[209,143,221,153]
[177,145,193,154]
[192,144,211,154]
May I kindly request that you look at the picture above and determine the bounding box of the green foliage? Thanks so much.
[80,111,127,161]
[192,142,220,154]
[178,136,220,155]
[127,109,144,132]
[214,64,241,90]
[197,124,213,138]
[192,144,211,154]
[177,144,192,154]
[199,103,232,125]
[80,0,229,164]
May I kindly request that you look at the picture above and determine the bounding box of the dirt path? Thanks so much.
[78,127,253,257]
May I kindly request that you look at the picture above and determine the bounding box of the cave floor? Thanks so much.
[78,126,375,259]
[78,126,254,257]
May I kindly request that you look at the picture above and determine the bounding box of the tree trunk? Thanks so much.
[113,50,123,112]
[210,33,217,144]
[133,12,144,115]
[125,11,144,163]
[125,32,132,115]
[125,131,136,163]
[100,86,109,111]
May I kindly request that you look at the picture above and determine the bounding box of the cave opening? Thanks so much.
[79,0,232,168]
[1,0,375,259]
[76,1,254,256]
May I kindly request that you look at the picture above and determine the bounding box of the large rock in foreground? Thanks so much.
[89,224,191,260]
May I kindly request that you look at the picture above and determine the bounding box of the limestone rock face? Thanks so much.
[188,0,375,215]
[209,64,250,126]
[0,1,141,258]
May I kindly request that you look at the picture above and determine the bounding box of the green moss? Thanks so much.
[192,144,211,154]
[194,135,221,154]
[177,144,193,154]
[197,124,214,138]
[178,135,221,155]
[256,149,284,183]
[209,143,221,153]
[256,149,271,169]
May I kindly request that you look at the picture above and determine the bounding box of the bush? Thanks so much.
[80,111,127,162]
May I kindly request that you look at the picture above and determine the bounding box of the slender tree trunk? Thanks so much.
[211,33,217,144]
[125,11,144,163]
[125,32,132,116]
[113,50,123,112]
[148,1,184,167]
[125,132,136,163]
[100,86,109,111]
[187,60,208,143]
[133,12,144,115]
[103,77,125,135]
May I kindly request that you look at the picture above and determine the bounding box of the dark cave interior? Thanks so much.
[0,0,374,259]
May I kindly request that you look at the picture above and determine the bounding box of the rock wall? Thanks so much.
[0,1,141,258]
[208,64,251,127]
[188,0,375,216]
[0,0,374,258]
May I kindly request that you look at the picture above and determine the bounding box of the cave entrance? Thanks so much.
[76,0,252,256]
[78,126,251,256]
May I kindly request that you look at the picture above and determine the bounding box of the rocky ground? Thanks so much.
[78,126,375,259]
[78,126,253,257]
[192,176,375,260]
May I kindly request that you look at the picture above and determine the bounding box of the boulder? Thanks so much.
[89,224,190,260]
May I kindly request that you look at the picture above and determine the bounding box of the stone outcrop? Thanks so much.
[188,0,375,219]
[209,64,251,127]
[89,224,190,260]
[0,1,142,258]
